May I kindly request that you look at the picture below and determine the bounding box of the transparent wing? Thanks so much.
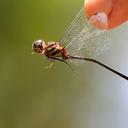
[60,7,110,59]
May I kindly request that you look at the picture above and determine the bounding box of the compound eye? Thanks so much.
[36,40,43,45]
[34,49,37,52]
[38,44,43,49]
[33,43,37,48]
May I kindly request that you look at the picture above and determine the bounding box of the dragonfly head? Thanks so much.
[32,40,46,54]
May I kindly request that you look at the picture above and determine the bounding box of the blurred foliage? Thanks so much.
[0,0,89,128]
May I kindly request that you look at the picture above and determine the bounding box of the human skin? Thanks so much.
[84,0,128,29]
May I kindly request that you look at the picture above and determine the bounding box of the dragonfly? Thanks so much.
[32,7,128,81]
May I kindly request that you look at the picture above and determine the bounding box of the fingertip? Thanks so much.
[84,0,113,29]
[84,0,112,17]
[108,7,128,29]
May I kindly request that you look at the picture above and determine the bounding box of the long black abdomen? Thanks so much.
[70,56,128,81]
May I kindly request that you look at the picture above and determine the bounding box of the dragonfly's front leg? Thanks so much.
[50,57,75,71]
[45,57,55,69]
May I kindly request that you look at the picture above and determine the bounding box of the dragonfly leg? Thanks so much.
[45,58,55,69]
[50,57,75,71]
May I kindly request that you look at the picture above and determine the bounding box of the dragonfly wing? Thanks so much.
[61,7,110,59]
[60,8,86,46]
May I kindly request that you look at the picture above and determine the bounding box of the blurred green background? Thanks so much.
[0,0,128,128]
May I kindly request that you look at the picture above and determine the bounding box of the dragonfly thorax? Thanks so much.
[44,41,69,60]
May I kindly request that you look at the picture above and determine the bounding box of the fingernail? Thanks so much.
[89,12,108,29]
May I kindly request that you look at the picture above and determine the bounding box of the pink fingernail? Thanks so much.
[89,12,108,29]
